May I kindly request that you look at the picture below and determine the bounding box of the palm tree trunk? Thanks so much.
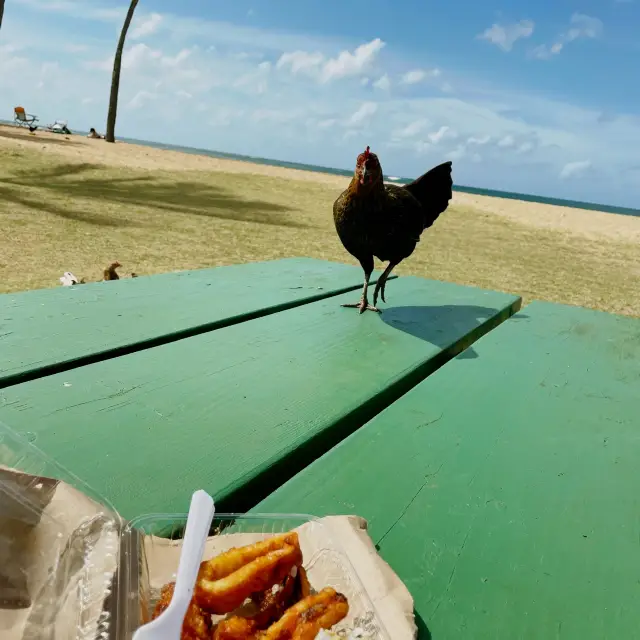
[105,0,139,143]
[0,0,5,32]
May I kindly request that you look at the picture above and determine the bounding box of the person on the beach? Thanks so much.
[87,127,103,139]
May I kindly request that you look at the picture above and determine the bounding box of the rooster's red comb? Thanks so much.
[364,146,370,158]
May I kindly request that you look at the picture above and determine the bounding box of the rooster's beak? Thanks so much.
[359,166,367,185]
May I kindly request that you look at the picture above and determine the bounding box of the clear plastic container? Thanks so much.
[0,421,122,640]
[0,421,391,639]
[118,513,390,639]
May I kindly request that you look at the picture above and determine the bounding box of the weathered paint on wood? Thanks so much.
[255,301,640,639]
[0,277,519,520]
[0,258,392,388]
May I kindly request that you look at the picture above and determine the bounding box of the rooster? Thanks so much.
[333,146,453,313]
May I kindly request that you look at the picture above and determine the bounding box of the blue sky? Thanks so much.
[1,0,639,207]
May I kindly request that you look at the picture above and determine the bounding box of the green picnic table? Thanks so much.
[0,258,391,388]
[256,301,640,639]
[0,258,518,521]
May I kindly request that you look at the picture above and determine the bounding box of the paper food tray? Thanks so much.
[118,513,391,639]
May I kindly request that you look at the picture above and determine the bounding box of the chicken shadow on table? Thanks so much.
[381,304,524,360]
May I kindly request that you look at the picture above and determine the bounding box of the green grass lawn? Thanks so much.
[1,144,638,317]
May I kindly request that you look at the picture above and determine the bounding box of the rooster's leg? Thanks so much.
[373,261,398,307]
[341,260,380,314]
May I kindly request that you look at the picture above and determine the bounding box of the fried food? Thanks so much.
[152,531,350,640]
[250,571,298,628]
[296,565,312,600]
[250,564,311,628]
[213,616,258,639]
[195,532,303,614]
[151,582,212,640]
[214,588,349,640]
[259,587,349,640]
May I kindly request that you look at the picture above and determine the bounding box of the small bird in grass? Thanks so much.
[333,146,453,313]
[103,261,121,281]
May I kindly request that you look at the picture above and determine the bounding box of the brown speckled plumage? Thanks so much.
[333,147,453,313]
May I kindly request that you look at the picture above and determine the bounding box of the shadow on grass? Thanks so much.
[0,183,143,227]
[0,161,305,229]
[0,129,82,147]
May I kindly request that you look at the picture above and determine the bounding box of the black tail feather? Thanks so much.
[403,161,453,229]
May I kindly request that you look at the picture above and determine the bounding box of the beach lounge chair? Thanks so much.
[14,106,39,129]
[47,120,72,135]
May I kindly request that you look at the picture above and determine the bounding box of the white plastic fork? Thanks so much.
[132,490,215,640]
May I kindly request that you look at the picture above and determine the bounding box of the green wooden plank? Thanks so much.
[255,301,640,640]
[0,277,519,521]
[0,258,392,388]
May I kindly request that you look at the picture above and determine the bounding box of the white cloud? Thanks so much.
[467,135,491,145]
[497,135,515,148]
[428,125,457,144]
[401,69,426,84]
[123,43,161,70]
[394,119,429,139]
[348,102,378,125]
[276,38,385,84]
[276,50,324,75]
[478,19,535,52]
[400,68,441,85]
[560,160,592,179]
[531,42,564,59]
[449,145,467,161]
[161,48,193,68]
[566,13,603,41]
[373,74,390,90]
[131,12,163,39]
[531,13,603,59]
[320,38,385,82]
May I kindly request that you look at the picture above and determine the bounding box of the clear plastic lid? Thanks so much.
[0,421,122,640]
[119,513,391,639]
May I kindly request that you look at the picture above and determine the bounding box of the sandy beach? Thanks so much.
[1,124,638,315]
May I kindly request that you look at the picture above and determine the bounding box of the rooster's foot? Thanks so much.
[373,280,388,307]
[341,299,381,314]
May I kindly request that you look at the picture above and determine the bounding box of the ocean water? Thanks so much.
[120,136,640,218]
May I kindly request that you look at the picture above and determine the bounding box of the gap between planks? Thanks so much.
[0,277,395,391]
